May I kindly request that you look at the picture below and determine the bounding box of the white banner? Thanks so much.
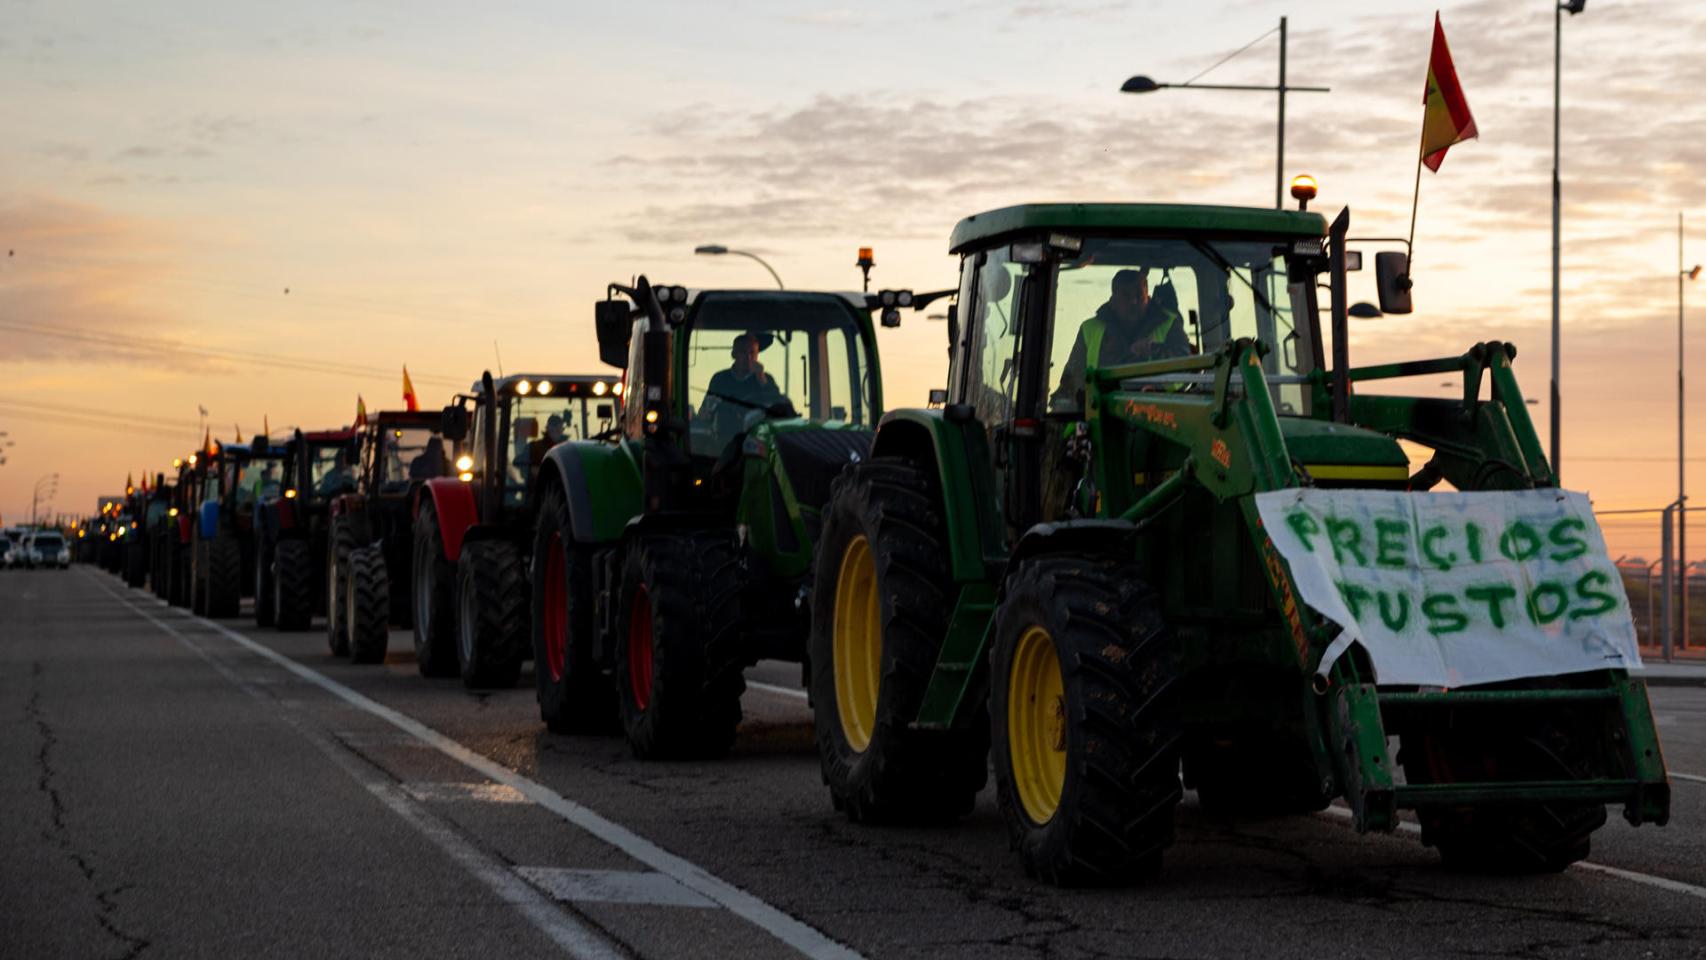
[1253,488,1642,687]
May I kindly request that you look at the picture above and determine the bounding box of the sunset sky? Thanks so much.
[2,0,1703,561]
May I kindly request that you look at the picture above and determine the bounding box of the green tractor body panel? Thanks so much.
[889,201,1669,843]
[549,438,644,545]
[736,418,872,580]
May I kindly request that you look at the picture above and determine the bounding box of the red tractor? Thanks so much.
[412,371,620,686]
[327,409,458,663]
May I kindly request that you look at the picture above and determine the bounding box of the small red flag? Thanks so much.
[1420,13,1478,173]
[403,365,419,412]
[355,395,368,428]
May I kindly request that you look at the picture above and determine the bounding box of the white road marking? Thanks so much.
[1670,772,1706,785]
[96,579,624,960]
[746,680,809,701]
[96,572,861,960]
[1318,804,1706,900]
[517,867,720,909]
[406,781,532,804]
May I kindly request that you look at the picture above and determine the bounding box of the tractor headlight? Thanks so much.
[284,488,297,499]
[537,380,554,396]
[458,471,473,482]
[169,508,179,517]
[593,381,608,397]
[455,455,474,472]
[612,382,624,397]
[516,379,532,396]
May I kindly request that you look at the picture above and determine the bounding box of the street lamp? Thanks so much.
[31,472,59,525]
[1679,212,1699,652]
[693,245,784,290]
[1121,17,1329,209]
[1550,0,1587,481]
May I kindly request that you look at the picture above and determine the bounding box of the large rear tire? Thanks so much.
[205,535,242,618]
[325,517,362,656]
[530,486,618,734]
[454,540,528,689]
[614,532,746,760]
[190,539,209,615]
[254,538,276,627]
[412,504,459,677]
[990,556,1182,885]
[808,458,988,823]
[346,544,391,665]
[124,541,147,589]
[169,542,191,608]
[273,539,314,631]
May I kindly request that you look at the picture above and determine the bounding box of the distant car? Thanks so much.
[22,532,70,570]
[0,537,13,569]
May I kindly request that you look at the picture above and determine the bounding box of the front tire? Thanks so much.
[326,517,362,656]
[273,539,314,631]
[205,535,242,618]
[254,539,276,627]
[190,539,209,615]
[346,544,391,665]
[412,504,459,677]
[808,458,988,823]
[530,487,618,734]
[990,556,1182,885]
[454,540,528,689]
[613,532,746,760]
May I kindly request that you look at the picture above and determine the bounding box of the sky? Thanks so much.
[2,0,1704,561]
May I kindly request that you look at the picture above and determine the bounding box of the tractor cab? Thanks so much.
[359,411,458,497]
[444,372,621,519]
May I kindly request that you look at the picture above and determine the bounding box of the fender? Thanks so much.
[537,439,642,546]
[418,477,479,563]
[1007,519,1138,583]
[198,499,221,540]
[328,493,365,522]
[869,408,1002,583]
[177,514,193,545]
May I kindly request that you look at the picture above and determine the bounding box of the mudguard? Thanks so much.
[417,477,479,563]
[198,500,221,540]
[1008,519,1138,575]
[869,408,1001,583]
[538,439,642,546]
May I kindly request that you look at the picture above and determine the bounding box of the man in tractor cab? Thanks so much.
[317,450,356,496]
[699,332,783,450]
[1052,267,1191,411]
[527,414,567,466]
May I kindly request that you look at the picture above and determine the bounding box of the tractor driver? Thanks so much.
[1051,267,1191,411]
[317,450,356,496]
[699,332,782,450]
[527,414,567,465]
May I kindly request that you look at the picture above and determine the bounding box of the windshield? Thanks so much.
[683,295,874,457]
[309,443,357,497]
[1046,237,1313,415]
[373,425,449,491]
[35,534,64,548]
[500,395,618,503]
[232,456,285,506]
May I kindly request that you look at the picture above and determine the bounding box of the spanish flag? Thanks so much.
[1420,13,1477,172]
[403,365,419,412]
[203,428,214,457]
[234,422,243,444]
[355,395,368,428]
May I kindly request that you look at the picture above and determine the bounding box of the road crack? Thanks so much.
[28,662,151,960]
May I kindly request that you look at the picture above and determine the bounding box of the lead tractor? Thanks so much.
[412,372,621,686]
[808,199,1671,884]
[328,409,458,664]
[257,427,358,631]
[527,280,937,758]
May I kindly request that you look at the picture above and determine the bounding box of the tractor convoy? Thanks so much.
[81,199,1672,885]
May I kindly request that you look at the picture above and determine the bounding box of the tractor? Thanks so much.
[328,409,458,664]
[527,281,936,758]
[157,454,204,608]
[257,427,358,631]
[412,372,621,686]
[806,200,1671,884]
[186,438,286,618]
[122,473,173,590]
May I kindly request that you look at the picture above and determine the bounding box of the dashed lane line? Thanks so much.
[1670,772,1706,785]
[1318,804,1706,900]
[91,577,626,960]
[746,681,809,701]
[92,571,862,960]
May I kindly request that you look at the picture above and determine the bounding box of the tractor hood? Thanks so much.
[1277,417,1409,486]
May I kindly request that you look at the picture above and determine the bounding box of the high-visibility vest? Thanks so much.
[1083,307,1179,368]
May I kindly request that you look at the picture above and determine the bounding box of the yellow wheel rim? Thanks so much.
[832,535,882,753]
[1008,625,1067,825]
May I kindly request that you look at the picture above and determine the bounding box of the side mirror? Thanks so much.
[945,303,959,357]
[1375,252,1413,315]
[595,403,614,420]
[440,405,469,442]
[928,388,948,405]
[595,300,633,369]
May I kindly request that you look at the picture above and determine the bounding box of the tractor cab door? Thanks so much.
[951,245,1040,541]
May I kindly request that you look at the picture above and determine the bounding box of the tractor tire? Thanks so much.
[205,535,243,618]
[190,539,209,616]
[1400,722,1605,874]
[454,540,528,689]
[273,539,314,632]
[169,543,191,608]
[124,541,148,589]
[990,556,1182,885]
[254,539,276,627]
[614,532,746,760]
[530,485,619,735]
[325,518,360,656]
[346,544,391,665]
[808,458,988,823]
[412,504,459,677]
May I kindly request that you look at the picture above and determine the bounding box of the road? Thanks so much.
[5,566,1706,959]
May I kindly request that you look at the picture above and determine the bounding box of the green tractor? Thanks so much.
[808,201,1671,884]
[528,279,936,758]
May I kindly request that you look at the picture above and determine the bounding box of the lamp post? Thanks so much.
[1680,212,1699,651]
[1551,0,1587,481]
[693,245,784,290]
[31,472,59,525]
[1121,16,1329,209]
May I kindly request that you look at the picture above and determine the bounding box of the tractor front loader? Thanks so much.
[411,372,621,686]
[810,200,1670,884]
[527,278,939,758]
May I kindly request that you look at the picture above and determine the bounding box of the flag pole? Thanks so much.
[1407,107,1427,268]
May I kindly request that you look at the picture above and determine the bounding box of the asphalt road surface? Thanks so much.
[5,565,1706,959]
